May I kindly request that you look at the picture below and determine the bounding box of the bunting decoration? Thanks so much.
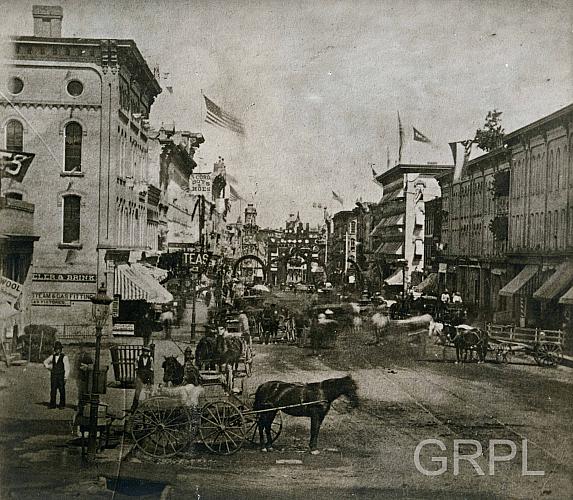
[203,94,245,135]
[0,150,35,182]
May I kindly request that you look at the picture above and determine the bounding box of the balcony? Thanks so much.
[0,196,37,237]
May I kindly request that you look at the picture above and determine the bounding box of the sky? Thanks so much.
[2,0,571,228]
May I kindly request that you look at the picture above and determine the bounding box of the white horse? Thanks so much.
[140,384,204,407]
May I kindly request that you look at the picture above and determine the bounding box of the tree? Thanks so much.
[475,109,505,152]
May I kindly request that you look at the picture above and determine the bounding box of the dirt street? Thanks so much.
[1,318,572,499]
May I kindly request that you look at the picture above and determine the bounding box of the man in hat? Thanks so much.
[131,346,154,411]
[43,341,70,409]
[237,309,251,347]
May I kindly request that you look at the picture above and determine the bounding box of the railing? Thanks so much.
[487,323,563,345]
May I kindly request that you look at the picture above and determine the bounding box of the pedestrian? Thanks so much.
[138,309,154,346]
[43,341,70,409]
[452,291,463,304]
[238,309,251,347]
[270,303,280,343]
[441,289,451,304]
[131,346,154,412]
[159,306,174,340]
[74,346,93,410]
[205,289,212,307]
[183,347,202,386]
[261,304,272,345]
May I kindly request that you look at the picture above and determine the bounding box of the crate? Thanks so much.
[109,344,155,387]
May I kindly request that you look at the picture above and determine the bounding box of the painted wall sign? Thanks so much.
[32,273,97,283]
[0,275,23,300]
[32,298,71,306]
[32,292,93,302]
[112,323,135,336]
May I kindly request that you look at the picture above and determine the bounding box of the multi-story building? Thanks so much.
[439,148,510,314]
[371,164,451,293]
[265,214,325,286]
[417,196,442,295]
[439,104,573,331]
[2,5,165,326]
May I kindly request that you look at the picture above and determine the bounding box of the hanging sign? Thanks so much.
[0,275,23,301]
[189,173,212,197]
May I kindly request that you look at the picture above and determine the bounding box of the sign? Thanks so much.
[32,292,93,303]
[0,276,22,300]
[32,298,71,306]
[438,263,448,274]
[112,323,135,336]
[189,173,212,197]
[167,242,199,250]
[112,294,120,318]
[33,273,97,283]
[183,251,212,273]
[0,149,35,182]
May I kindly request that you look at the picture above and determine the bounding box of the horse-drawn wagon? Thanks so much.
[128,374,358,457]
[487,324,564,367]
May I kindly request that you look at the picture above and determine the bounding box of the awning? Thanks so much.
[559,285,573,305]
[114,264,173,304]
[370,214,405,237]
[499,265,540,297]
[132,263,168,282]
[384,268,404,286]
[414,273,438,293]
[374,241,404,256]
[533,260,573,301]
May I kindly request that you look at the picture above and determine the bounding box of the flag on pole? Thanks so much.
[332,191,344,206]
[370,164,378,177]
[413,127,431,143]
[448,142,458,165]
[203,94,245,135]
[451,139,474,181]
[229,184,243,201]
[0,150,35,182]
[397,111,404,163]
[386,146,390,170]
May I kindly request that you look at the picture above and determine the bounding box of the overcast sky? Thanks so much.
[2,0,571,228]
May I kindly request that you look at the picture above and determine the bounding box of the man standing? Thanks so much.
[159,307,174,340]
[238,309,251,346]
[131,346,154,411]
[43,341,70,409]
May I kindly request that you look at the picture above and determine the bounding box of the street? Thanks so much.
[1,301,572,499]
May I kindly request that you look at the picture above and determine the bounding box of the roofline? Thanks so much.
[505,103,573,142]
[375,164,453,184]
[11,36,161,95]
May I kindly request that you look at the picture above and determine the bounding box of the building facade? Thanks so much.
[371,164,451,294]
[2,6,163,326]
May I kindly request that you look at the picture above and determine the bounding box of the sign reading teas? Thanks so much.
[33,273,97,282]
[189,173,212,196]
[0,276,22,300]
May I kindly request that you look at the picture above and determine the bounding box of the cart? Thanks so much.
[487,324,565,367]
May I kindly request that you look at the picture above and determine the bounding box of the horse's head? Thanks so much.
[162,355,182,384]
[339,375,359,408]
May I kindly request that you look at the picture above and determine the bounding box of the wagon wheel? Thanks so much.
[245,410,283,446]
[534,343,562,367]
[130,396,192,458]
[200,401,247,455]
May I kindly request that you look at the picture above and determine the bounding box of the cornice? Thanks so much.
[0,100,101,111]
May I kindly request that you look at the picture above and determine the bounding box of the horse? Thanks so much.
[195,335,243,372]
[253,375,359,454]
[432,323,488,363]
[162,355,202,386]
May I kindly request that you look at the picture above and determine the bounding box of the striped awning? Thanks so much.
[499,265,541,297]
[533,260,573,301]
[114,264,173,304]
[370,214,405,236]
[384,268,404,286]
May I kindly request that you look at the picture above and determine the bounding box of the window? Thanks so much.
[5,120,23,151]
[7,77,24,95]
[5,192,22,200]
[64,122,82,172]
[62,195,81,244]
[349,221,356,234]
[66,80,84,97]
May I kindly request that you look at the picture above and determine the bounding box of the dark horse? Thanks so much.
[194,336,243,371]
[254,375,359,453]
[162,356,202,386]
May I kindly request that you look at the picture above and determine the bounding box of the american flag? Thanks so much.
[203,95,245,135]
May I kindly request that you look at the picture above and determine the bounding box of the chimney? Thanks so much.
[33,5,63,38]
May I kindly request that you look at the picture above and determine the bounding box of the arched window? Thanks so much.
[62,195,81,244]
[5,119,23,152]
[64,122,82,172]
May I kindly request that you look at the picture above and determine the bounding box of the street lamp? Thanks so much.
[396,258,408,301]
[87,284,112,461]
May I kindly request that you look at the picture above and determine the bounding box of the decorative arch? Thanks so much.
[233,254,267,281]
